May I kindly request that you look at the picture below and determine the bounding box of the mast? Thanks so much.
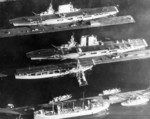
[52,102,54,112]
[50,0,54,11]
[73,101,74,109]
[51,0,52,5]
[82,91,85,109]
[61,102,63,112]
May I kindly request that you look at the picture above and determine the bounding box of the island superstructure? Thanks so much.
[26,35,148,60]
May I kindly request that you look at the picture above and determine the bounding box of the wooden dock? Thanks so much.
[0,15,135,38]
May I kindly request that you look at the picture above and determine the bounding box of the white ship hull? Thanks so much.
[103,88,121,95]
[15,71,70,79]
[15,66,92,79]
[121,98,149,107]
[34,103,109,119]
[12,10,118,26]
[41,11,118,25]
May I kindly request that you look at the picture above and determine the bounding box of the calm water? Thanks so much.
[0,0,150,118]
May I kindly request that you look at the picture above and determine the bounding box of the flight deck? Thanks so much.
[79,49,150,67]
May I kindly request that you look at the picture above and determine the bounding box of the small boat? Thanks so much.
[7,104,14,109]
[34,99,110,119]
[51,94,72,103]
[121,96,149,106]
[102,88,121,95]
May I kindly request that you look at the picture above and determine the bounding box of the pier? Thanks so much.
[0,15,135,38]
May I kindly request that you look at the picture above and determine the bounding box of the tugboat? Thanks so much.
[9,2,119,26]
[102,88,121,95]
[121,96,149,106]
[49,94,72,103]
[26,35,148,60]
[99,88,121,96]
[34,99,110,119]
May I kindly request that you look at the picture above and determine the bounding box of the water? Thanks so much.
[0,0,150,119]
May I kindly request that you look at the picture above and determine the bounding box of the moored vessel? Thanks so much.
[103,88,121,95]
[15,61,92,80]
[26,35,148,60]
[99,88,121,96]
[9,4,118,26]
[49,94,72,103]
[34,99,110,119]
[121,96,149,106]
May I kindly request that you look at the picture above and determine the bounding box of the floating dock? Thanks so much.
[0,15,135,38]
[79,49,150,67]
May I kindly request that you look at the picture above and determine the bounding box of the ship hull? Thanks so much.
[121,98,149,106]
[27,38,148,60]
[15,66,92,79]
[10,6,118,26]
[12,11,118,26]
[34,103,109,119]
[29,48,146,60]
[61,47,146,60]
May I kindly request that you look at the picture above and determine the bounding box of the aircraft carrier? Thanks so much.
[0,15,135,38]
[9,5,118,26]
